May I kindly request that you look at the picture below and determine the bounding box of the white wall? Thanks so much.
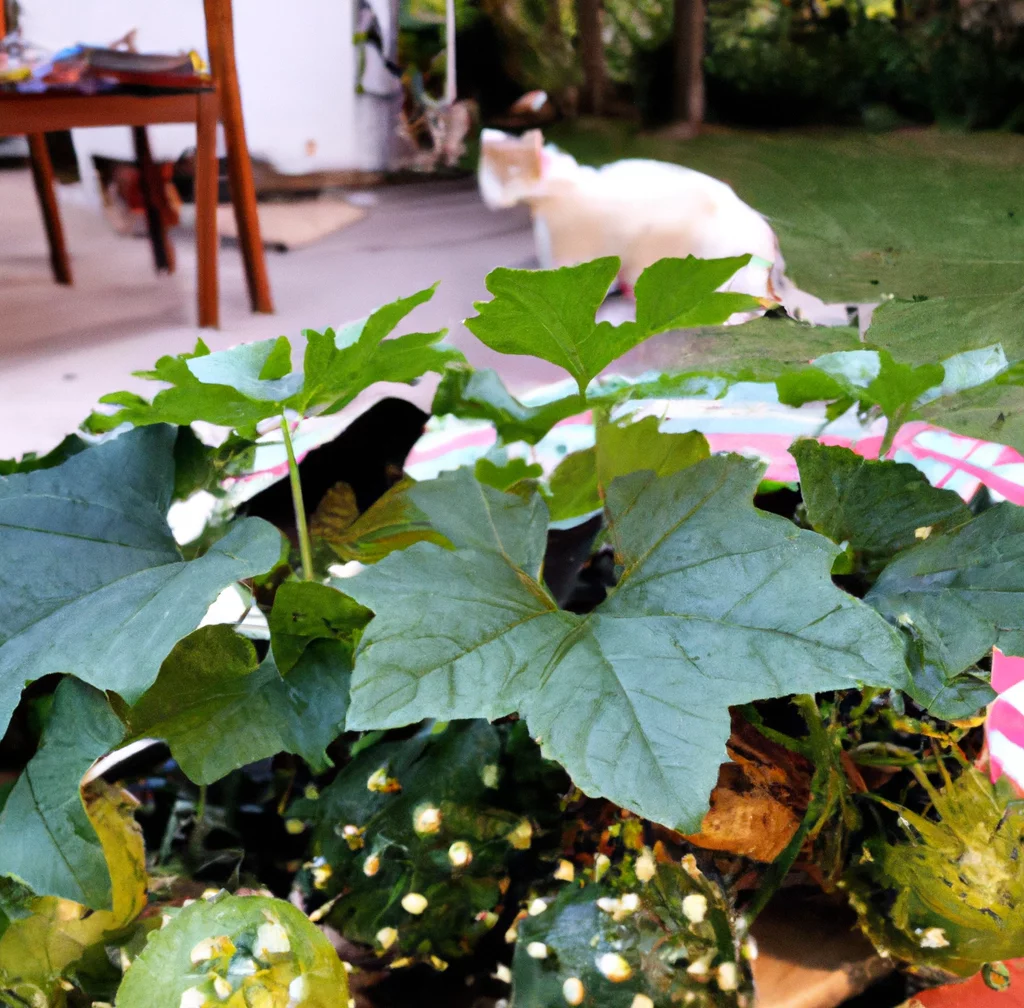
[19,0,396,201]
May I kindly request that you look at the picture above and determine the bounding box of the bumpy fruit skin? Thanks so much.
[289,721,566,965]
[843,766,1024,979]
[511,859,753,1008]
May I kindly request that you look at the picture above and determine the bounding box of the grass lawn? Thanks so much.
[544,120,1024,309]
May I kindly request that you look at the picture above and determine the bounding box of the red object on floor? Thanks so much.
[911,962,1024,1006]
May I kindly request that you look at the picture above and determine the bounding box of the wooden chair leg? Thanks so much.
[195,91,219,329]
[204,0,273,314]
[132,125,176,275]
[27,133,72,286]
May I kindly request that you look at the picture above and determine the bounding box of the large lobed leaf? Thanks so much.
[345,465,907,831]
[793,441,972,568]
[0,426,281,736]
[867,503,1024,717]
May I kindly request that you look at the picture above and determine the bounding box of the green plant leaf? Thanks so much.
[318,477,450,563]
[626,254,764,332]
[268,581,370,674]
[127,622,356,783]
[867,503,1024,715]
[547,450,601,523]
[115,893,348,1007]
[0,434,88,477]
[864,352,944,423]
[0,426,282,735]
[547,417,710,522]
[288,285,464,416]
[432,364,585,445]
[865,293,1024,368]
[793,441,971,568]
[0,678,124,908]
[186,336,305,402]
[86,288,463,436]
[919,381,1024,456]
[345,464,907,831]
[84,341,279,437]
[465,257,760,395]
[778,349,944,433]
[475,456,544,491]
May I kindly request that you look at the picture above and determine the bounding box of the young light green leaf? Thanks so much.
[465,258,621,394]
[0,678,124,908]
[87,288,463,436]
[346,464,907,831]
[864,351,944,423]
[867,503,1024,715]
[793,441,971,568]
[186,336,304,402]
[629,254,763,331]
[116,894,348,1007]
[547,417,710,523]
[466,257,760,395]
[289,285,464,416]
[127,622,355,783]
[0,428,281,737]
[432,364,585,446]
[84,341,279,437]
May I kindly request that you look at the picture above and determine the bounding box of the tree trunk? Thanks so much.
[672,0,706,130]
[576,0,606,116]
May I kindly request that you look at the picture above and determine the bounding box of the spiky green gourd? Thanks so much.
[843,764,1024,978]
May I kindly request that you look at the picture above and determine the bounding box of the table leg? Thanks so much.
[28,133,72,286]
[194,91,219,329]
[132,125,176,275]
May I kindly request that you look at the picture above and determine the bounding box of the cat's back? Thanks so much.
[593,158,738,203]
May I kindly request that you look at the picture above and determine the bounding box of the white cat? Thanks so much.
[478,128,801,315]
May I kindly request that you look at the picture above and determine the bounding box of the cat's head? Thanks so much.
[477,128,544,208]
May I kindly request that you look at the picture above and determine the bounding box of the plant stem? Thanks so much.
[280,413,315,581]
[878,405,908,459]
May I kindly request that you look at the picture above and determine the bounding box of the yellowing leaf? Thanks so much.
[322,478,449,564]
[309,481,360,544]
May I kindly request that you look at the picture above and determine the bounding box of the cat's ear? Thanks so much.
[522,129,545,153]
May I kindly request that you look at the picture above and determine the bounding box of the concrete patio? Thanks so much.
[0,170,559,458]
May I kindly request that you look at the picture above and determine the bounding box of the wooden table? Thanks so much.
[0,88,222,327]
